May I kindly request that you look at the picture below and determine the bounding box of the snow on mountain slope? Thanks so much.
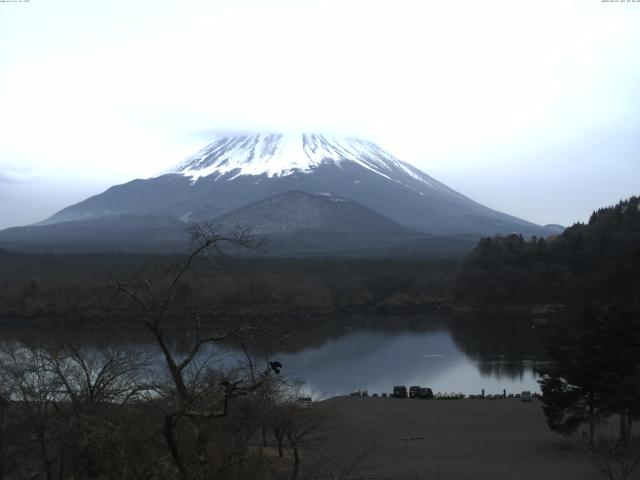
[35,131,551,237]
[166,133,453,195]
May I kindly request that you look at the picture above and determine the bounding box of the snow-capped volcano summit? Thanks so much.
[166,133,452,194]
[171,133,380,179]
[37,132,551,238]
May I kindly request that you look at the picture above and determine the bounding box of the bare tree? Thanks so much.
[48,345,157,479]
[47,344,154,410]
[578,431,640,480]
[0,387,12,480]
[278,402,330,480]
[0,346,65,480]
[110,223,277,479]
[0,341,162,480]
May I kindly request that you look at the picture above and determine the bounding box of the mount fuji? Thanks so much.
[0,133,554,254]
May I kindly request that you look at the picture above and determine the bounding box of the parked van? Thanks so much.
[393,386,408,398]
[409,386,421,398]
[419,387,434,399]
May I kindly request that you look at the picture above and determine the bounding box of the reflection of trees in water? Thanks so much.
[2,310,548,378]
[475,358,548,380]
[0,312,450,357]
[258,313,450,355]
[449,310,550,380]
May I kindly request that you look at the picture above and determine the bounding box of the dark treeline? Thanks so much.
[3,196,639,322]
[457,196,640,307]
[0,252,458,320]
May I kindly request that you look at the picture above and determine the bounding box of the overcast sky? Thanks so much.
[1,0,639,229]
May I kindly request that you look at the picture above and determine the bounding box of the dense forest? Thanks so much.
[2,197,638,325]
[457,196,640,307]
[0,252,457,323]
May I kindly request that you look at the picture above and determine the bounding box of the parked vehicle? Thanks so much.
[521,391,532,402]
[393,386,408,398]
[409,386,421,398]
[419,387,434,399]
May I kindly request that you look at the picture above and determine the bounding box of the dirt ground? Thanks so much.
[319,396,617,480]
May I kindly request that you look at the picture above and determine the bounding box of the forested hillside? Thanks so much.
[457,196,640,306]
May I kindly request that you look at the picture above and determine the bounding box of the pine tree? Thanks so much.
[539,302,640,443]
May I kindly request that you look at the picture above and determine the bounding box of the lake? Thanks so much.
[262,319,546,399]
[0,311,549,400]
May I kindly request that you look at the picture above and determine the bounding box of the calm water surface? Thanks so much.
[268,328,544,399]
[1,313,549,400]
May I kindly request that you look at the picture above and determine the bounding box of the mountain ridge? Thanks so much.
[39,132,551,237]
[0,191,480,256]
[211,190,414,235]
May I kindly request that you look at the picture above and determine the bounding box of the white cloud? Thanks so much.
[0,0,639,226]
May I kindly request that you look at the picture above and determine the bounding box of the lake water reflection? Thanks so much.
[0,312,549,400]
[270,327,544,399]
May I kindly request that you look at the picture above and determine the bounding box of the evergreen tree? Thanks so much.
[538,308,607,442]
[539,301,640,443]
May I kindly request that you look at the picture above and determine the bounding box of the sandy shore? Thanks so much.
[320,396,607,480]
